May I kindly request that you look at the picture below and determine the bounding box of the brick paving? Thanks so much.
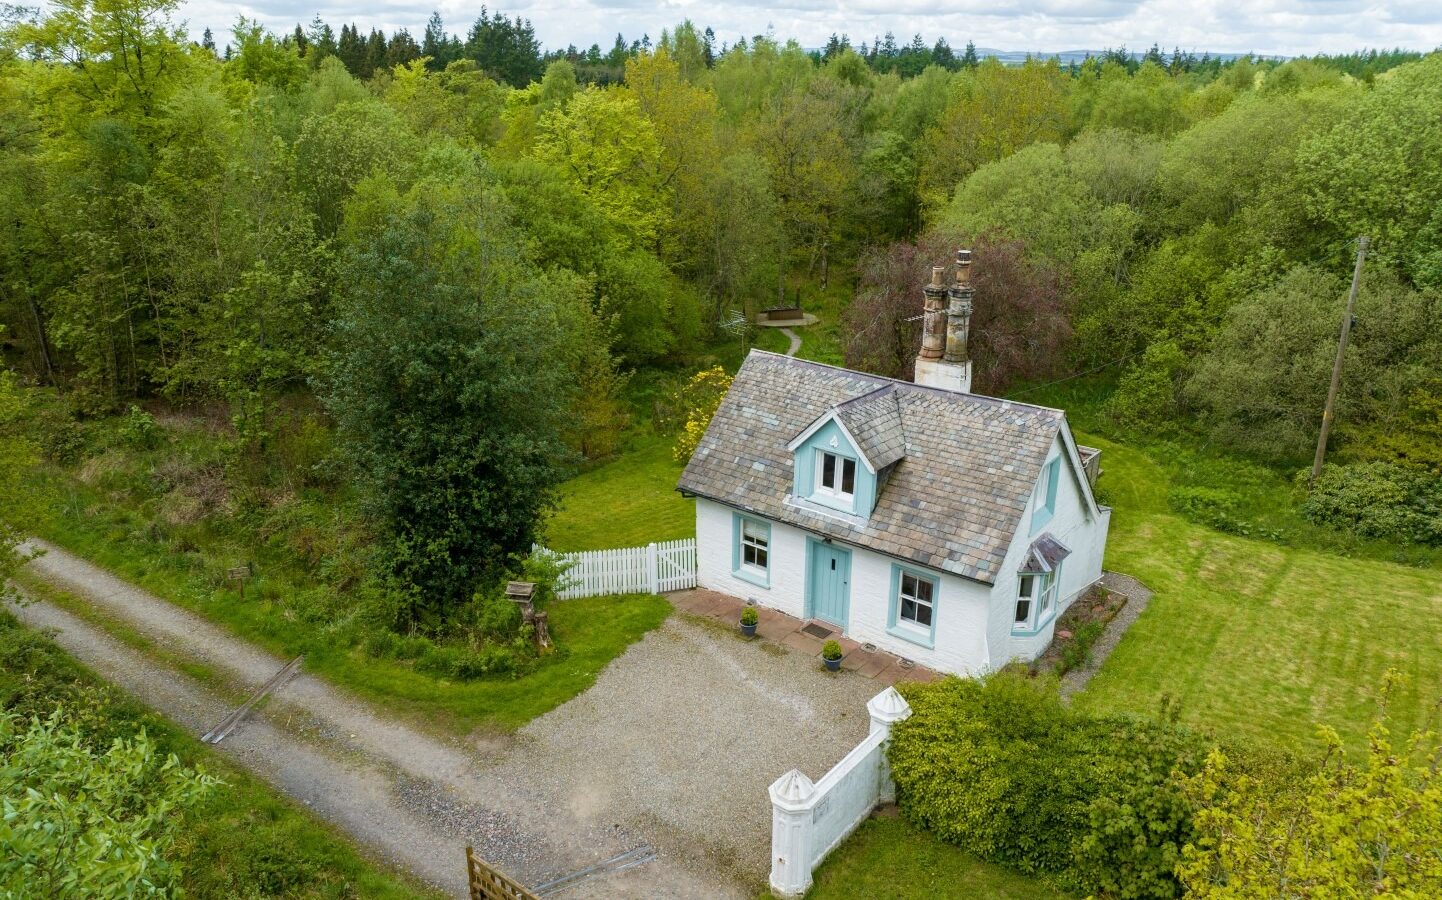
[669,588,942,686]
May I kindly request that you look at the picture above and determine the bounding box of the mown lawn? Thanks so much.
[0,609,440,899]
[1071,431,1442,750]
[800,816,1073,900]
[546,433,694,551]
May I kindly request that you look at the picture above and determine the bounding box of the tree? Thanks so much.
[324,174,598,624]
[1185,266,1441,462]
[1179,672,1442,897]
[0,353,35,598]
[0,709,219,898]
[533,87,669,249]
[1297,53,1442,289]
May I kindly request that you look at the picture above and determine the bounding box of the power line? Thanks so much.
[1008,349,1149,398]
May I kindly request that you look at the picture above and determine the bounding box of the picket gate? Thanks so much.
[533,539,697,598]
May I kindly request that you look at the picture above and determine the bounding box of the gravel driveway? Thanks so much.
[12,541,880,897]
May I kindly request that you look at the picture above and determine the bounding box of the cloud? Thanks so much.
[178,0,1442,57]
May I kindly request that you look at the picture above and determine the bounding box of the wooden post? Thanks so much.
[1310,236,1369,483]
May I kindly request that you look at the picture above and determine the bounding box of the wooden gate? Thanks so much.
[466,846,538,900]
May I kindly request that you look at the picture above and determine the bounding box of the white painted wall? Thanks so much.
[989,431,1112,665]
[696,498,992,674]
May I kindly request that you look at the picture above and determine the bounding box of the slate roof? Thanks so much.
[831,385,907,470]
[1019,534,1072,574]
[677,351,1068,584]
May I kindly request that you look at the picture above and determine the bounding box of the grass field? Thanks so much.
[799,815,1073,900]
[0,609,439,899]
[546,433,694,551]
[1071,431,1442,749]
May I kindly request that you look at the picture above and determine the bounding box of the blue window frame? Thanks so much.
[887,564,938,649]
[732,513,771,588]
[1030,456,1061,533]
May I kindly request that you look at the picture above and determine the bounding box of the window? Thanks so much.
[1014,563,1063,633]
[899,572,933,628]
[1030,456,1061,533]
[733,514,771,587]
[818,451,856,498]
[1015,575,1035,626]
[888,565,938,648]
[741,519,769,573]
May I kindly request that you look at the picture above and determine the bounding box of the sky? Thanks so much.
[180,0,1442,58]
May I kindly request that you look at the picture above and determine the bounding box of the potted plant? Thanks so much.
[740,605,759,637]
[821,639,843,672]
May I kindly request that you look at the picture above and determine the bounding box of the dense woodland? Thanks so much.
[2,0,1440,633]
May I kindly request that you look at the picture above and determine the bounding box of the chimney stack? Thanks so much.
[918,266,947,360]
[913,249,975,394]
[945,249,973,364]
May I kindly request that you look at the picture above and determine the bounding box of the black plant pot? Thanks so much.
[741,621,757,637]
[823,656,842,672]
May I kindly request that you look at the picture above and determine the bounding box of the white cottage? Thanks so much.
[677,252,1111,676]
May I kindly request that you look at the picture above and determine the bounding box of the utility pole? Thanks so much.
[1310,235,1369,483]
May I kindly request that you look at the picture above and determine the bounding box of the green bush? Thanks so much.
[821,639,842,660]
[1300,462,1442,545]
[741,605,759,626]
[415,644,521,680]
[119,405,161,450]
[1058,620,1105,675]
[889,675,1211,898]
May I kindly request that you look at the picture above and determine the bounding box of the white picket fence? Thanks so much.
[534,538,697,598]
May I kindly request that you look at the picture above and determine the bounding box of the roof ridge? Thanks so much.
[746,349,1066,418]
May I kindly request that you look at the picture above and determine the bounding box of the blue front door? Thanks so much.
[809,542,851,628]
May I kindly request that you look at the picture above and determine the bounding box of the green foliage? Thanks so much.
[1186,266,1441,462]
[1301,462,1442,545]
[740,605,758,626]
[821,639,842,660]
[119,405,160,450]
[1057,620,1104,675]
[324,173,595,625]
[890,675,1210,898]
[0,364,35,600]
[1178,671,1442,897]
[1105,341,1187,430]
[0,709,220,898]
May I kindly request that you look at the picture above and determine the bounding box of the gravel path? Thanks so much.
[14,540,879,896]
[779,327,802,356]
[1060,571,1154,700]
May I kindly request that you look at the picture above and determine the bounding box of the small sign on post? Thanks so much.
[227,564,253,600]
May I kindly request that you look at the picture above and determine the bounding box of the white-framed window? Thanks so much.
[740,518,769,575]
[1015,574,1036,626]
[889,564,938,648]
[898,571,934,628]
[1014,563,1062,632]
[817,451,857,499]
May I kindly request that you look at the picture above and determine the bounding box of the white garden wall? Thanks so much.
[768,688,912,898]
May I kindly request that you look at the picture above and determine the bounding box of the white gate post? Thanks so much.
[646,542,659,594]
[866,687,912,804]
[768,769,816,898]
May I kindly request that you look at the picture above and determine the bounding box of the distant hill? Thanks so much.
[971,47,1283,64]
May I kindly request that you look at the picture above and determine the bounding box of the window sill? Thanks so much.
[733,566,770,589]
[1030,509,1054,535]
[1010,609,1056,638]
[887,622,935,650]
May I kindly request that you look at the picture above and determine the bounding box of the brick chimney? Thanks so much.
[914,249,974,393]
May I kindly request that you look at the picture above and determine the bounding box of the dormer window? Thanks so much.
[817,451,856,500]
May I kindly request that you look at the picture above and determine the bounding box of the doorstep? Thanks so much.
[667,588,942,684]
